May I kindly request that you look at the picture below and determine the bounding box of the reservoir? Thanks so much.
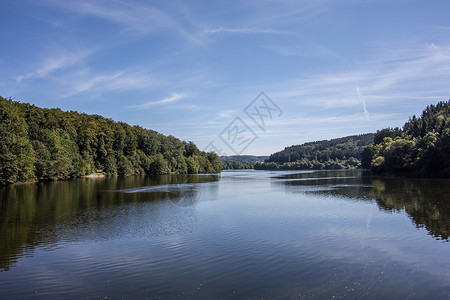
[1,170,449,299]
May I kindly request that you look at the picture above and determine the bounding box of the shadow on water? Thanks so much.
[272,170,450,242]
[0,174,220,271]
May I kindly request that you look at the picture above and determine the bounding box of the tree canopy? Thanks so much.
[362,100,450,177]
[0,96,222,184]
[255,133,374,170]
[220,155,267,170]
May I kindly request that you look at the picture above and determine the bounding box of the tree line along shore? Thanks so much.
[229,100,450,178]
[1,97,449,184]
[0,96,222,185]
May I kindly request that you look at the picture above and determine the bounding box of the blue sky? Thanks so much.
[1,0,450,155]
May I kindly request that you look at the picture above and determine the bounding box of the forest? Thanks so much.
[362,100,450,177]
[0,96,222,184]
[220,155,267,169]
[2,96,449,184]
[255,133,375,170]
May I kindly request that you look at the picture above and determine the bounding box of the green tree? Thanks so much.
[150,154,169,174]
[31,140,53,180]
[0,96,222,184]
[362,100,450,177]
[0,98,36,184]
[186,156,199,173]
[383,139,416,172]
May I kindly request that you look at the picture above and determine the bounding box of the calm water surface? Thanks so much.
[1,170,449,299]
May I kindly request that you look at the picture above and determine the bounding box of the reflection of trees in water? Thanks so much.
[367,178,450,241]
[274,171,450,242]
[129,174,220,207]
[0,174,220,271]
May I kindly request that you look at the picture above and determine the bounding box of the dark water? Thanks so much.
[1,170,449,299]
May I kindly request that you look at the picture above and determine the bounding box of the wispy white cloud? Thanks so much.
[264,44,340,59]
[46,0,204,45]
[263,112,398,129]
[241,0,333,29]
[270,42,450,111]
[47,61,215,102]
[217,109,239,118]
[204,27,295,35]
[59,68,156,98]
[202,1,343,40]
[131,93,185,109]
[71,1,173,31]
[16,49,93,82]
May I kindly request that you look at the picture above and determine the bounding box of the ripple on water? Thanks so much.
[1,170,450,299]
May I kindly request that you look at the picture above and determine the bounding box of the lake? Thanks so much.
[1,170,449,299]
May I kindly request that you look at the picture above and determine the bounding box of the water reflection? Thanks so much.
[273,170,450,241]
[1,170,449,299]
[0,174,220,271]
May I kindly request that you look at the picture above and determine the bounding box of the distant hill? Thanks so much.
[362,100,450,177]
[220,155,268,169]
[255,133,375,170]
[220,155,268,163]
[0,96,222,184]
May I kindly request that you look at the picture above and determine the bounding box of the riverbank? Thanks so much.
[82,173,106,178]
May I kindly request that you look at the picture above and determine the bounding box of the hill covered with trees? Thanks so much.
[362,100,450,177]
[0,96,222,184]
[220,155,267,169]
[255,133,375,170]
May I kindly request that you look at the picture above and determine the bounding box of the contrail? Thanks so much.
[356,83,370,120]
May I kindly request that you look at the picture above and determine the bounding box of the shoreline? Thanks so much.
[82,173,106,178]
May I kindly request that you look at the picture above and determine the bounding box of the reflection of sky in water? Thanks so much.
[116,182,213,193]
[1,170,449,299]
